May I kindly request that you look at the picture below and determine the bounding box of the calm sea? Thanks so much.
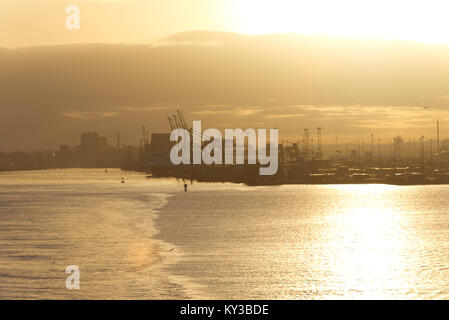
[0,168,448,299]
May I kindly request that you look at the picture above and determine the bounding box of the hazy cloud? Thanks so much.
[2,31,449,150]
[62,111,120,118]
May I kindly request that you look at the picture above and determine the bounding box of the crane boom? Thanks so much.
[172,115,182,129]
[167,117,175,131]
[177,109,189,130]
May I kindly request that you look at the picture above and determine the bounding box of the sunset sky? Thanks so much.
[4,0,449,46]
[2,0,449,150]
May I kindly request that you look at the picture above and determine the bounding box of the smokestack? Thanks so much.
[393,137,396,162]
[357,138,360,162]
[437,120,440,155]
[142,126,146,145]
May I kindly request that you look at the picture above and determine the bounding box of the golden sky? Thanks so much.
[3,0,449,47]
[2,1,449,150]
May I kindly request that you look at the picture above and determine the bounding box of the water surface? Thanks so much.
[1,169,448,299]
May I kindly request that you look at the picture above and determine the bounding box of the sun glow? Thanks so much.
[324,184,414,298]
[230,0,449,44]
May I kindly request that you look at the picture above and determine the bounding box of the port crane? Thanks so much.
[177,109,189,130]
[168,109,193,133]
[167,117,176,131]
[167,109,195,188]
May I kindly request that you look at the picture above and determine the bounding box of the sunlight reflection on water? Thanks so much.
[1,171,449,299]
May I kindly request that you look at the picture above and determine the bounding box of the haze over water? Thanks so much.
[1,169,449,299]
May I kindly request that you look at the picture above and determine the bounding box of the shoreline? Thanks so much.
[152,192,218,299]
[2,167,449,187]
[150,175,449,187]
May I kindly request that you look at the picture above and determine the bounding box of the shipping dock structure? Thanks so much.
[137,110,449,186]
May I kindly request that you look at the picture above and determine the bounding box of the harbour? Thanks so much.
[140,112,449,187]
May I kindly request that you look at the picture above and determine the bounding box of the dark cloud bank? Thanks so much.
[1,31,449,150]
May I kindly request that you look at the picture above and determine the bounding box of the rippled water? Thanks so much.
[1,169,449,299]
